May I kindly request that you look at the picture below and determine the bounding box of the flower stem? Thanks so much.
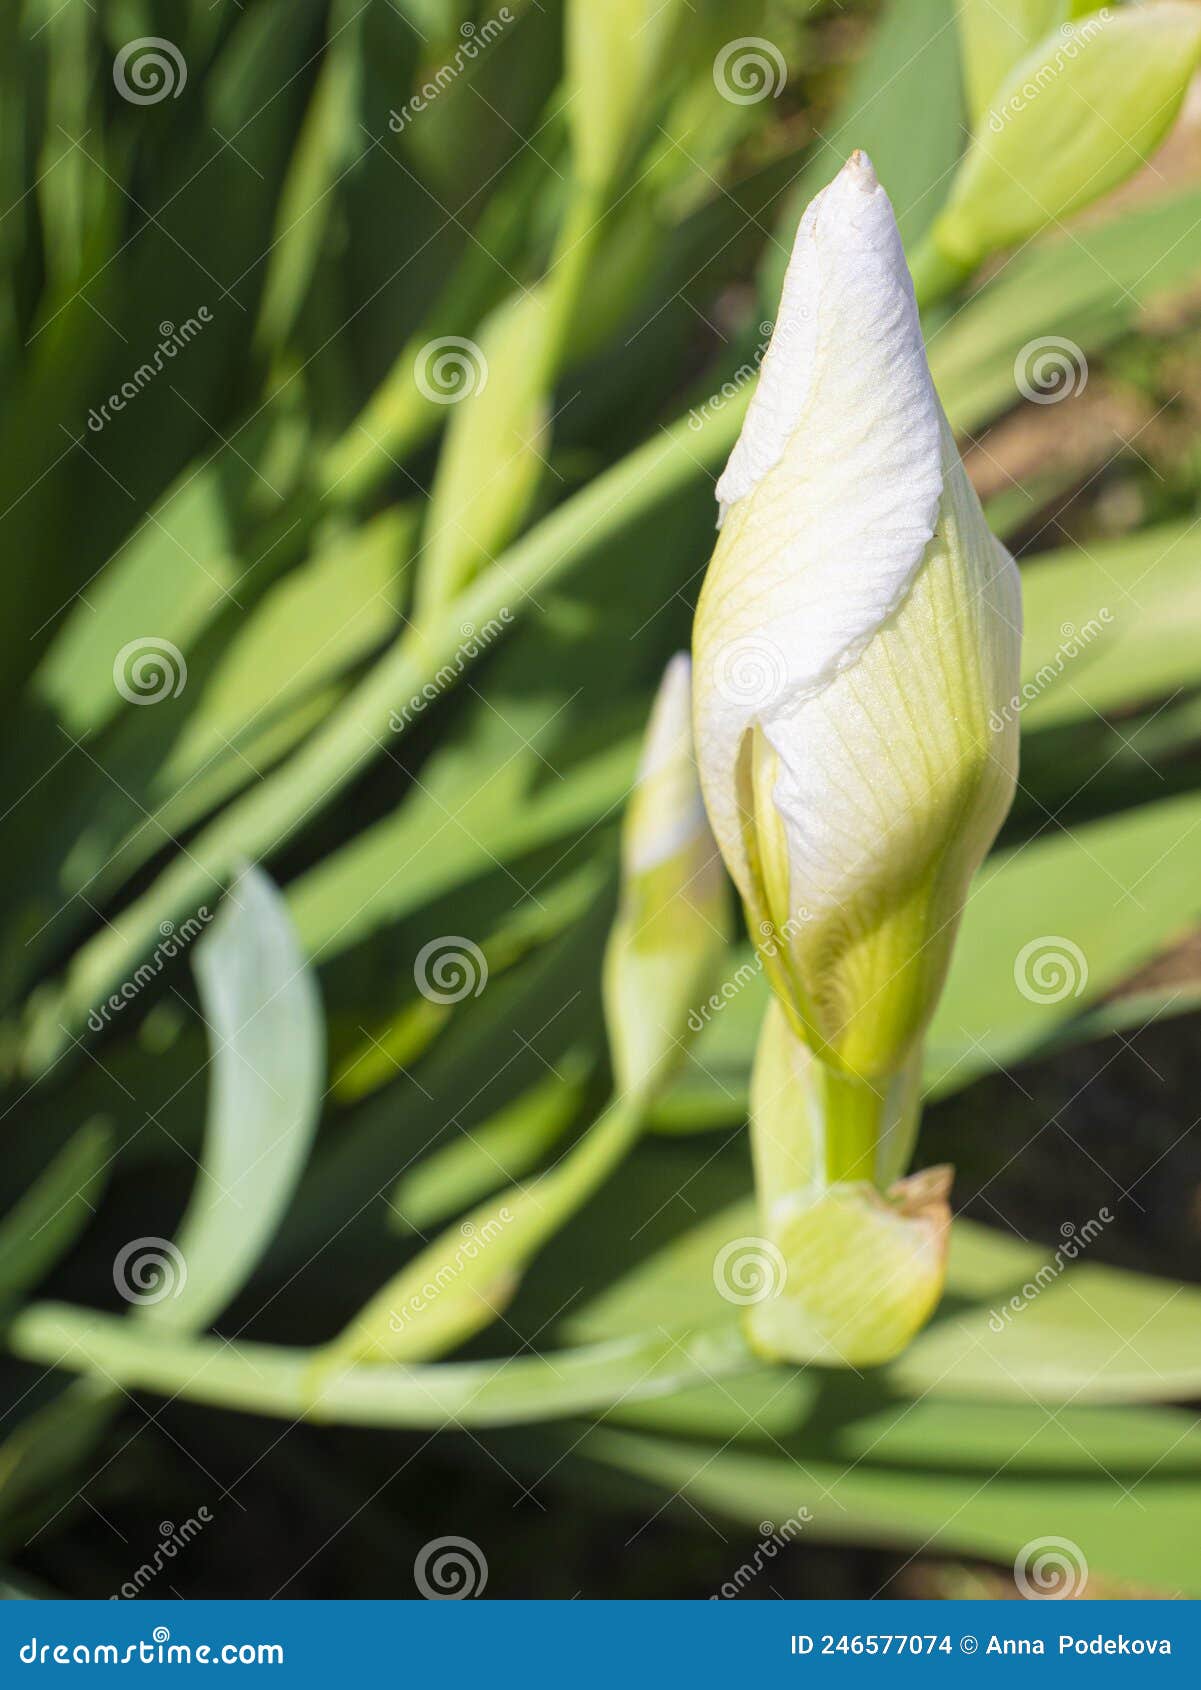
[821,1052,925,1188]
[750,1004,926,1203]
[7,1301,754,1427]
[820,1066,886,1185]
[322,1089,650,1371]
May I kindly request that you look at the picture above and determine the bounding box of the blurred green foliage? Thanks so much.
[3,0,1201,1598]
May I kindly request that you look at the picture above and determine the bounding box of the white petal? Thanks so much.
[695,153,944,898]
[764,428,1022,1064]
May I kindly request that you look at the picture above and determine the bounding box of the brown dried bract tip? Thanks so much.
[888,1165,953,1261]
[846,148,879,192]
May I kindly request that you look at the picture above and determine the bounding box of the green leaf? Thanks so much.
[934,3,1201,267]
[324,1093,647,1365]
[0,1121,111,1305]
[9,1300,755,1428]
[0,0,329,708]
[33,465,242,739]
[319,135,560,499]
[931,185,1201,434]
[140,865,324,1333]
[586,1421,1201,1594]
[387,1055,589,1233]
[415,289,553,620]
[292,731,632,964]
[0,1380,119,1542]
[955,1,1071,127]
[1016,517,1201,731]
[254,0,366,358]
[929,788,1201,1086]
[568,1185,1201,1405]
[890,1224,1201,1404]
[565,0,685,192]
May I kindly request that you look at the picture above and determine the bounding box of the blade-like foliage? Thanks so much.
[2,0,1201,1601]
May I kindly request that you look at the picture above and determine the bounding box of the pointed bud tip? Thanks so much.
[624,652,714,878]
[844,149,878,192]
[662,649,692,690]
[638,653,693,783]
[816,149,881,222]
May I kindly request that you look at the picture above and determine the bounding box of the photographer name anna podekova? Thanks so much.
[992,1635,1172,1655]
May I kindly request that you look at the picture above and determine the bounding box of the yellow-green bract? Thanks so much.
[937,2,1201,267]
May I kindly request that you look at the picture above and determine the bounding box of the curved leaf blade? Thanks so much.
[142,865,324,1333]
